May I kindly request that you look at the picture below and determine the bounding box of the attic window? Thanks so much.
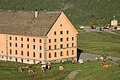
[60,24,62,26]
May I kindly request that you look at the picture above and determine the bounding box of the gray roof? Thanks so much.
[0,10,61,36]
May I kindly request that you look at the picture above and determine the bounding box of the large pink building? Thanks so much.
[0,10,78,64]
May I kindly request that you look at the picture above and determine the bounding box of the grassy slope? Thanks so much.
[0,0,120,27]
[77,31,120,57]
[0,60,120,80]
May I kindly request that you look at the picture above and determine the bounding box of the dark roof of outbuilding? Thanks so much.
[0,10,61,36]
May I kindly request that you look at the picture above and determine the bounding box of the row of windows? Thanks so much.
[9,50,74,58]
[54,30,69,35]
[9,43,42,50]
[49,37,74,43]
[9,37,42,43]
[49,43,75,50]
[48,50,74,58]
[9,49,42,58]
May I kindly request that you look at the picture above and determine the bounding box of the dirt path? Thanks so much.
[64,70,80,80]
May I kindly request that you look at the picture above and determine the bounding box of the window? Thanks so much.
[10,42,12,47]
[66,30,69,34]
[60,51,63,56]
[15,50,17,55]
[49,53,51,58]
[54,52,57,57]
[40,46,42,50]
[9,37,12,40]
[49,46,51,50]
[60,44,63,49]
[60,24,62,26]
[60,38,63,42]
[67,44,69,48]
[54,39,56,42]
[72,50,74,55]
[27,38,29,42]
[10,49,12,54]
[72,37,74,41]
[27,51,29,56]
[33,52,35,57]
[33,45,35,49]
[21,38,23,41]
[54,45,57,49]
[66,37,69,41]
[27,59,29,62]
[67,51,69,56]
[60,31,63,34]
[39,53,42,58]
[39,39,42,43]
[54,31,56,35]
[27,44,29,48]
[72,43,74,47]
[15,37,17,41]
[15,43,17,47]
[21,50,23,55]
[33,39,35,42]
[49,39,51,43]
[21,44,23,48]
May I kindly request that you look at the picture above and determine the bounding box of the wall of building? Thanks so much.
[0,34,7,60]
[6,34,45,64]
[46,12,78,61]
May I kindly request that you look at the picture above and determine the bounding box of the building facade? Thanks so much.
[0,10,78,64]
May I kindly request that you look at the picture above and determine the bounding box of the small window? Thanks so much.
[54,45,57,49]
[54,39,56,42]
[66,30,69,34]
[33,52,35,57]
[66,37,69,41]
[54,31,56,35]
[39,53,42,58]
[49,53,51,58]
[9,37,12,40]
[10,57,12,59]
[39,39,42,43]
[49,39,51,43]
[67,44,69,48]
[27,59,29,62]
[54,52,57,57]
[15,50,17,55]
[60,31,63,35]
[60,44,63,49]
[40,46,42,50]
[15,43,17,47]
[49,46,51,50]
[67,51,69,56]
[21,44,23,48]
[33,39,35,42]
[60,51,63,56]
[27,51,29,56]
[15,37,17,41]
[72,50,74,55]
[60,24,62,26]
[72,37,74,41]
[27,44,29,48]
[21,51,23,55]
[21,38,23,41]
[27,38,29,42]
[60,38,63,42]
[72,43,74,47]
[10,49,12,54]
[10,42,12,47]
[33,45,35,49]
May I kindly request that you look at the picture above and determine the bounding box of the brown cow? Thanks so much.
[28,69,35,73]
[18,67,23,72]
[101,63,111,68]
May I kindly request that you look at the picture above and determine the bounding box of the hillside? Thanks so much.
[0,0,120,28]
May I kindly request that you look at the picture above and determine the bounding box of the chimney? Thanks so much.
[35,10,38,18]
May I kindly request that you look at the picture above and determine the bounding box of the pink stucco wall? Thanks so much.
[46,12,78,61]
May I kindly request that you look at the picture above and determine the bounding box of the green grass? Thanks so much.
[77,31,120,57]
[0,0,120,27]
[0,60,120,80]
